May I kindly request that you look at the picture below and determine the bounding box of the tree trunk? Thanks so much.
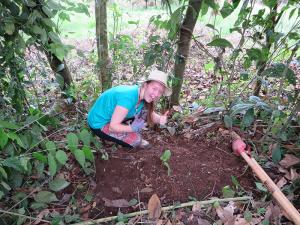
[32,0,73,90]
[170,0,202,106]
[45,52,73,89]
[95,0,111,92]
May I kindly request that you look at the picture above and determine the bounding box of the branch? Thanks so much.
[72,196,252,225]
[0,209,50,223]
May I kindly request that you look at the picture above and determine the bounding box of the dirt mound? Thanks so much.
[92,125,254,218]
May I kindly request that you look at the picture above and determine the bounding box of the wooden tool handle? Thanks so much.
[241,152,300,225]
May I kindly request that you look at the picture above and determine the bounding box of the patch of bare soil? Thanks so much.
[91,125,254,218]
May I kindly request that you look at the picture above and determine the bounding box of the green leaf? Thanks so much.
[0,191,4,200]
[128,198,138,206]
[231,103,254,116]
[48,154,57,176]
[220,2,234,18]
[55,73,65,89]
[0,167,7,179]
[73,3,90,16]
[49,31,61,43]
[255,182,267,192]
[42,5,54,17]
[242,108,254,127]
[30,202,47,210]
[59,12,71,22]
[32,152,47,163]
[0,129,8,149]
[240,72,249,81]
[24,0,36,7]
[34,191,58,203]
[262,219,270,225]
[49,43,66,61]
[4,22,15,35]
[128,20,139,25]
[160,150,171,162]
[67,133,78,151]
[204,0,219,10]
[244,209,252,222]
[79,129,91,146]
[262,63,296,85]
[231,176,240,189]
[49,178,70,192]
[246,48,262,61]
[222,185,235,198]
[201,3,209,16]
[289,8,297,19]
[46,0,62,10]
[46,141,56,155]
[82,146,94,161]
[74,149,85,168]
[20,157,30,171]
[7,133,25,148]
[278,132,287,142]
[1,181,11,191]
[263,0,277,8]
[272,145,282,164]
[0,120,19,129]
[55,150,68,165]
[207,38,233,48]
[204,61,215,72]
[1,157,24,172]
[224,115,233,129]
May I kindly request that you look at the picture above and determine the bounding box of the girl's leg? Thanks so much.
[90,124,142,148]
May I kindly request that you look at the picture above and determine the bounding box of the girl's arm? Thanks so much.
[109,106,134,132]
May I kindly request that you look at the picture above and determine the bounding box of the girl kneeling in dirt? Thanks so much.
[87,69,171,149]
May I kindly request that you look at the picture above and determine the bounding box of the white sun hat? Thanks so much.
[144,69,172,96]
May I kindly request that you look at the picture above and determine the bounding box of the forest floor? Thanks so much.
[91,124,254,218]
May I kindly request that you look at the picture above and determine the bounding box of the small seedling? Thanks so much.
[160,150,172,176]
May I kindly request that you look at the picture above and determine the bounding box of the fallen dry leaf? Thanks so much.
[79,204,91,214]
[80,212,89,221]
[279,154,300,168]
[112,187,122,194]
[216,202,236,224]
[102,198,130,207]
[192,202,202,212]
[148,194,161,220]
[233,217,250,225]
[276,177,287,189]
[197,217,212,225]
[173,105,183,113]
[264,203,282,223]
[156,219,164,225]
[34,209,50,225]
[141,187,153,193]
[290,168,300,181]
[166,219,172,225]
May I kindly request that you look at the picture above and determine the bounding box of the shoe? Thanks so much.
[139,139,152,149]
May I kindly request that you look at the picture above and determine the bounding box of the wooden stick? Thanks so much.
[0,209,50,223]
[219,128,300,224]
[240,152,300,224]
[72,196,252,225]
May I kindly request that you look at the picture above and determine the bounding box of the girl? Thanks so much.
[87,69,171,149]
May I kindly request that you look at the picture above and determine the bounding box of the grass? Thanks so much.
[59,3,173,40]
[58,1,299,53]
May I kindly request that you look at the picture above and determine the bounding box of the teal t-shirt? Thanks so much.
[87,85,144,129]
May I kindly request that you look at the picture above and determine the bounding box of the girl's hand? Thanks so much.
[131,117,145,132]
[159,111,169,126]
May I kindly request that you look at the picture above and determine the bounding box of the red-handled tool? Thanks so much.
[220,128,300,225]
